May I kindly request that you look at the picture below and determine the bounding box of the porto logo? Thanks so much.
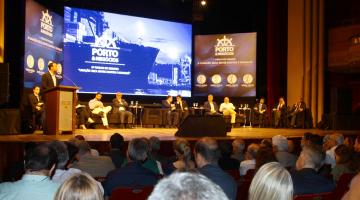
[40,10,53,37]
[26,55,34,69]
[91,32,120,63]
[211,74,222,84]
[214,35,235,56]
[241,73,255,88]
[93,34,118,49]
[227,74,238,85]
[38,58,45,71]
[197,74,207,85]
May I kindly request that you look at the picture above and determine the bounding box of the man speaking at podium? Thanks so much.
[41,62,59,92]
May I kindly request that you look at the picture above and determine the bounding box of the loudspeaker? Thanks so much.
[175,115,227,137]
[0,63,9,105]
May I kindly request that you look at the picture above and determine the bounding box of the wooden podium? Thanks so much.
[43,86,79,135]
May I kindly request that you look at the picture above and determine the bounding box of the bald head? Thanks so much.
[194,137,220,166]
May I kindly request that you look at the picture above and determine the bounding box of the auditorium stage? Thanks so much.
[0,127,357,143]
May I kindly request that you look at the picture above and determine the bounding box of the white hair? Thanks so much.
[272,135,289,152]
[249,162,293,200]
[148,172,229,200]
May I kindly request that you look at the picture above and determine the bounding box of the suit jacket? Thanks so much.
[291,168,335,195]
[203,101,219,113]
[112,98,129,113]
[198,164,237,200]
[41,72,59,92]
[175,100,188,111]
[254,103,267,114]
[292,101,306,113]
[28,93,42,112]
[162,100,172,109]
[102,161,159,196]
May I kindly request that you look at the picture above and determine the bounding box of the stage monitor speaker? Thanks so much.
[175,115,228,137]
[0,63,9,105]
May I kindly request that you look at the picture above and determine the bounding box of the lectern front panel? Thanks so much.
[58,91,73,131]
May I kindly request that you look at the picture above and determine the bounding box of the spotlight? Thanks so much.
[200,0,207,6]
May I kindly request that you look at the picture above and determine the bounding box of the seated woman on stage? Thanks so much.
[273,97,287,128]
[163,138,195,175]
[219,97,236,124]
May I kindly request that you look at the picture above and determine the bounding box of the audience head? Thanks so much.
[260,139,272,149]
[344,137,355,150]
[355,136,360,152]
[331,133,345,146]
[232,138,245,154]
[301,133,323,148]
[246,143,260,160]
[127,138,149,162]
[219,140,233,157]
[74,135,86,141]
[194,137,220,167]
[65,141,79,165]
[255,147,277,170]
[110,133,124,149]
[49,140,69,169]
[207,94,213,102]
[334,144,353,165]
[149,136,161,154]
[25,143,58,175]
[54,172,103,200]
[148,172,228,200]
[75,140,91,157]
[173,139,192,168]
[249,162,293,200]
[272,135,288,152]
[296,144,325,171]
[324,133,344,150]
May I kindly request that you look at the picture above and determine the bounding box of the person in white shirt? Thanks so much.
[239,143,260,176]
[88,92,112,129]
[219,97,236,124]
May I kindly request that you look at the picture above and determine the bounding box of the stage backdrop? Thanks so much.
[24,0,63,89]
[194,33,257,97]
[63,7,192,97]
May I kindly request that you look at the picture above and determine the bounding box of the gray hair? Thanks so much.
[149,136,161,152]
[331,133,344,146]
[247,143,260,159]
[232,138,245,152]
[127,138,149,162]
[49,140,69,169]
[249,162,293,200]
[272,135,288,152]
[148,172,229,200]
[302,144,325,169]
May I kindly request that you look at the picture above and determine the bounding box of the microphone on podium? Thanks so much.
[62,74,82,91]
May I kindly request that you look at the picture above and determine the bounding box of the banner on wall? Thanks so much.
[194,33,257,97]
[24,0,63,89]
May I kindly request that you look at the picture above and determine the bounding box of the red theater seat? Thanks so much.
[293,192,333,200]
[109,186,154,200]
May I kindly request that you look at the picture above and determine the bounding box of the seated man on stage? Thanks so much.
[89,92,112,129]
[175,95,189,124]
[75,94,94,130]
[162,96,179,127]
[219,97,236,124]
[289,97,306,128]
[28,86,44,129]
[253,97,267,127]
[112,92,133,128]
[203,94,219,115]
[273,97,287,128]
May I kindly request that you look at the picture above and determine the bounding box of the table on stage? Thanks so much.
[238,106,252,127]
[129,105,143,127]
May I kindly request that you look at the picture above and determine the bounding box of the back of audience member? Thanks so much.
[255,146,277,170]
[72,140,115,177]
[324,133,344,168]
[149,136,167,165]
[249,162,293,200]
[331,144,358,181]
[240,143,260,176]
[65,141,79,167]
[106,133,125,168]
[142,138,164,175]
[55,172,103,200]
[74,135,100,156]
[231,138,245,162]
[272,135,297,168]
[341,172,360,200]
[260,138,272,149]
[0,143,60,200]
[292,144,335,195]
[344,137,355,150]
[218,141,240,170]
[102,137,159,196]
[164,138,195,175]
[194,137,237,200]
[148,172,229,200]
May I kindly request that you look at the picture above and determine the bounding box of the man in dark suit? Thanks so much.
[203,94,219,115]
[194,137,237,200]
[162,96,179,127]
[175,95,189,124]
[289,97,306,128]
[41,62,59,92]
[102,138,159,197]
[292,144,335,195]
[253,97,267,127]
[28,86,44,129]
[112,92,133,127]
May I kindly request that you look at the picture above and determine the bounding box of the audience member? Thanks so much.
[194,137,237,200]
[71,140,115,177]
[0,144,60,200]
[218,141,240,170]
[324,133,344,168]
[249,162,293,200]
[55,172,103,200]
[231,138,245,162]
[331,144,357,181]
[272,135,297,168]
[240,143,260,176]
[148,172,229,200]
[102,138,159,196]
[301,132,323,148]
[260,138,272,149]
[344,136,355,150]
[142,138,164,175]
[164,138,195,175]
[64,141,79,167]
[149,136,167,165]
[74,135,100,156]
[292,144,335,195]
[106,133,126,168]
[341,172,360,200]
[255,147,277,170]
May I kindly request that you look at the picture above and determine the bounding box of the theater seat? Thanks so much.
[226,169,241,181]
[293,192,333,200]
[109,186,153,200]
[333,173,355,200]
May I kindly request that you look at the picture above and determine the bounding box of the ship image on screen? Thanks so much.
[194,33,257,97]
[63,7,192,97]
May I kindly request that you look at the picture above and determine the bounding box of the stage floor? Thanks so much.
[0,127,357,142]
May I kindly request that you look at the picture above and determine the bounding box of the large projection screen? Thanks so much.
[194,33,257,97]
[63,7,192,97]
